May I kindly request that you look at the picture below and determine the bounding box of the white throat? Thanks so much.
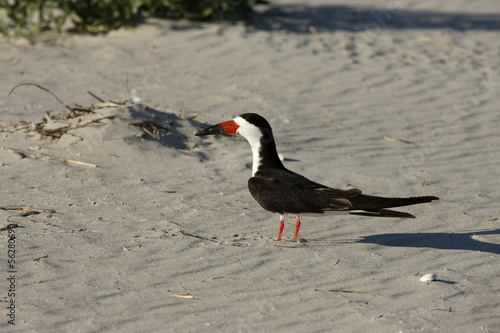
[233,116,263,176]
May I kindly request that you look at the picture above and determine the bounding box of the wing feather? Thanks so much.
[248,172,355,215]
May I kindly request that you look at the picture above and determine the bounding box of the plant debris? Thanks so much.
[6,83,207,151]
[38,153,98,168]
[4,148,97,168]
[7,83,125,139]
[180,230,220,244]
[33,255,49,262]
[156,292,194,299]
[383,136,412,144]
[129,120,170,140]
[1,206,56,213]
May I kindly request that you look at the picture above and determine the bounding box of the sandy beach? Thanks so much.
[1,0,500,331]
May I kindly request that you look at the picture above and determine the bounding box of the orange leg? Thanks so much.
[277,215,284,241]
[294,216,301,239]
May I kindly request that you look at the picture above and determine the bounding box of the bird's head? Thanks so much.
[195,113,273,144]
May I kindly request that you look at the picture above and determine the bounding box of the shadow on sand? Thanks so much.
[251,4,500,32]
[358,228,500,255]
[128,105,206,150]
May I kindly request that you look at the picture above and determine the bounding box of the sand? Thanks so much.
[1,0,500,331]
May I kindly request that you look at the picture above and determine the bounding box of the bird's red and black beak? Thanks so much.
[195,120,240,136]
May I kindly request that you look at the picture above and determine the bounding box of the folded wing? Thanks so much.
[248,169,438,217]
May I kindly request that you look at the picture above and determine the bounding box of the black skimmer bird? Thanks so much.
[196,113,439,241]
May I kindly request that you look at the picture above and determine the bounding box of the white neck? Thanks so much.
[233,116,264,176]
[249,139,262,177]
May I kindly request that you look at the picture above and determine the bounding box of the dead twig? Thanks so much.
[33,115,117,139]
[8,83,72,112]
[7,147,97,168]
[37,125,72,137]
[1,206,55,213]
[87,90,105,103]
[94,101,123,109]
[4,147,36,159]
[129,120,169,138]
[431,307,453,312]
[156,292,194,299]
[71,104,95,113]
[33,255,49,262]
[180,230,219,244]
[38,153,97,168]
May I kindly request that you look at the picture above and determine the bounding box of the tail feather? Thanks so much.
[349,195,438,211]
[349,209,416,218]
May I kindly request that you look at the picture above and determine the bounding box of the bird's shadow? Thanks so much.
[127,104,208,150]
[357,228,500,255]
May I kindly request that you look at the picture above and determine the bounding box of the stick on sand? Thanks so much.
[1,206,56,213]
[38,153,98,168]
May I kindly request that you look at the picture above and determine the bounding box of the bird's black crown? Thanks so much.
[240,113,272,131]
